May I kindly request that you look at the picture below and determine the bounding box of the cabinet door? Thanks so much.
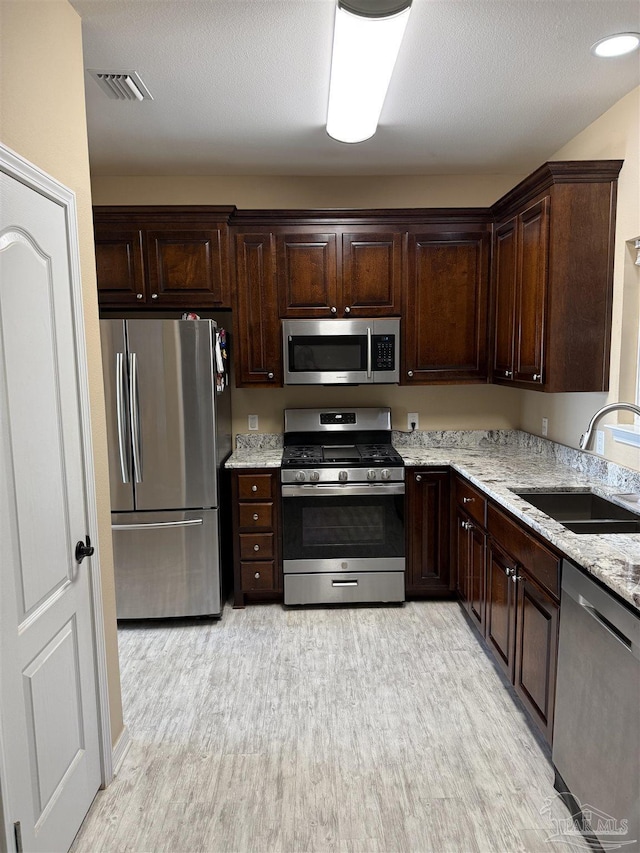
[486,541,517,679]
[455,508,470,604]
[492,217,517,381]
[514,574,559,743]
[234,233,281,386]
[277,232,338,317]
[468,521,487,634]
[406,470,450,595]
[94,228,146,306]
[514,198,549,384]
[341,231,402,316]
[404,232,489,383]
[146,228,231,307]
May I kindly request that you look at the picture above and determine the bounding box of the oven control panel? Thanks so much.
[372,335,396,371]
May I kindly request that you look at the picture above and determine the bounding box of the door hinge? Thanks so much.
[14,821,23,853]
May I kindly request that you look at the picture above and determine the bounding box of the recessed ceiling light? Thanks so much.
[591,32,640,57]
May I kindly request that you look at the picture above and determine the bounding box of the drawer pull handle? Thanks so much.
[253,513,259,521]
[254,572,260,579]
[251,485,258,492]
[463,496,474,504]
[332,579,358,587]
[253,544,260,552]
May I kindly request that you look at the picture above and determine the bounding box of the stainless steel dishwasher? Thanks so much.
[552,560,640,852]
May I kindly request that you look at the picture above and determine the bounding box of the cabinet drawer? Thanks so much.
[487,504,560,597]
[238,502,273,530]
[241,561,275,591]
[239,532,274,560]
[237,473,274,500]
[455,478,487,527]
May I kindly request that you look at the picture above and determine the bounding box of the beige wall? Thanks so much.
[0,1,124,743]
[519,87,640,471]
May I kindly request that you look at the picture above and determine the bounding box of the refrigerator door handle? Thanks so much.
[115,352,131,483]
[129,352,143,483]
[112,519,204,530]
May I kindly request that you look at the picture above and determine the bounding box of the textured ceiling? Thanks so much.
[70,0,640,177]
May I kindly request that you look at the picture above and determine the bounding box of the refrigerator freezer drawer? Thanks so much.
[112,509,222,619]
[284,571,405,606]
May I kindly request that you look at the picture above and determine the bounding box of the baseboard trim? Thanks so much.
[111,726,131,776]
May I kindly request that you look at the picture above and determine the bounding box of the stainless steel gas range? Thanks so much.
[281,407,405,606]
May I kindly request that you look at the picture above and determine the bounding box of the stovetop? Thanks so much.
[282,443,402,468]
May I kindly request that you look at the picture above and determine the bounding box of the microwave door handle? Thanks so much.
[367,326,372,379]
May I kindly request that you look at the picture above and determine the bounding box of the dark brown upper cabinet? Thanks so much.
[93,206,234,310]
[490,161,622,392]
[404,225,491,384]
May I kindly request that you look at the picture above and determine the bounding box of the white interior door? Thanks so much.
[0,151,105,852]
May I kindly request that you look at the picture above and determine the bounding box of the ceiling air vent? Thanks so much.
[88,70,153,101]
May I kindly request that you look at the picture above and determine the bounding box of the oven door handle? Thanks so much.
[281,483,405,497]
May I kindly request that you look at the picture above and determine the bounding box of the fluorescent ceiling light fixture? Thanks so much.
[327,0,412,144]
[591,32,640,57]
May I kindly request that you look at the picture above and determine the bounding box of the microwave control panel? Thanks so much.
[372,335,396,371]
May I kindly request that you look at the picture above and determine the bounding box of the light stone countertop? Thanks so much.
[226,430,640,611]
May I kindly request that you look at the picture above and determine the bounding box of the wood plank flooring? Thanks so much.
[71,601,578,853]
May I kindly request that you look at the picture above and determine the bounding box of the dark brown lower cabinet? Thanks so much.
[454,506,487,633]
[514,574,559,743]
[486,540,517,680]
[231,469,282,606]
[406,469,451,596]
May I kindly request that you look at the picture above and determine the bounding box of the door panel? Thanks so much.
[341,231,402,315]
[277,232,338,317]
[515,198,549,382]
[126,320,217,510]
[0,166,101,852]
[94,227,145,305]
[492,217,517,379]
[111,509,221,618]
[486,542,516,679]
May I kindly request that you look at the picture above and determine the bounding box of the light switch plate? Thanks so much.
[248,414,259,431]
[595,429,605,455]
[408,412,419,431]
[542,417,548,437]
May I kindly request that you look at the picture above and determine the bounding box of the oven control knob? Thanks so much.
[381,469,391,480]
[309,471,320,481]
[338,470,348,482]
[295,471,307,482]
[367,469,377,480]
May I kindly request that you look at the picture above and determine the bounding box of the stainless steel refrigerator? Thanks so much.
[100,319,231,619]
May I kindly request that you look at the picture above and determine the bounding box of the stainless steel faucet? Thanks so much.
[579,402,640,449]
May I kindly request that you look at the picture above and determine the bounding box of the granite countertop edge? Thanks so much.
[226,435,640,611]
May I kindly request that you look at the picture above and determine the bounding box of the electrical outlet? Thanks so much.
[248,414,259,431]
[542,417,548,437]
[408,412,419,431]
[595,429,605,455]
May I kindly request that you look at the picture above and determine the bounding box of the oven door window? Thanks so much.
[282,492,404,560]
[288,335,367,374]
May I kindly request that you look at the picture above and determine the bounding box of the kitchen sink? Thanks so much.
[511,489,640,534]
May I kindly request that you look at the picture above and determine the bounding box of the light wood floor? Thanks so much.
[71,601,580,853]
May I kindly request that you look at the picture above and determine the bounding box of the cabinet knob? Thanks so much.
[505,370,513,378]
[407,370,414,377]
[151,293,158,300]
[462,520,474,531]
[136,293,143,300]
[253,513,259,521]
[511,573,522,584]
[251,485,258,492]
[344,306,351,314]
[254,571,260,579]
[462,496,474,504]
[415,474,422,482]
[330,306,337,314]
[505,567,513,577]
[532,373,541,381]
[254,544,260,552]
[267,372,274,380]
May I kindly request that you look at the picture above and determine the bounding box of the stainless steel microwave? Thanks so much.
[282,318,400,385]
